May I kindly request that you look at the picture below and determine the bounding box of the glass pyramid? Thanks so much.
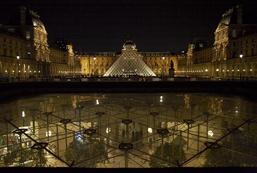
[104,41,156,77]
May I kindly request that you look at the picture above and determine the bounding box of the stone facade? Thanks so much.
[0,7,81,79]
[80,51,178,77]
[1,5,256,79]
[177,5,257,79]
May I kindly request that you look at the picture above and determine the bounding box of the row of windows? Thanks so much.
[231,39,256,47]
[0,37,25,47]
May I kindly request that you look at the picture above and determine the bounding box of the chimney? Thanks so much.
[236,5,243,24]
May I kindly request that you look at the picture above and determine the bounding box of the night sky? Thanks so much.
[0,0,256,52]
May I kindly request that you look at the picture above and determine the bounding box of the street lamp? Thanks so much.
[16,56,20,80]
[93,57,96,77]
[162,57,165,80]
[239,54,243,80]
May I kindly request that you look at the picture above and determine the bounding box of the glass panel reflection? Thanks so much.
[0,93,257,167]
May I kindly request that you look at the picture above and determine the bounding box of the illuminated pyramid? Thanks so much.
[104,41,156,77]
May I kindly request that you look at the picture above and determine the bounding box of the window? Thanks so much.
[232,29,237,38]
[26,31,31,40]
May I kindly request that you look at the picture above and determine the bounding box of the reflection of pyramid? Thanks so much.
[104,41,156,77]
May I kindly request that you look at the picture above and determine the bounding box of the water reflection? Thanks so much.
[0,93,257,167]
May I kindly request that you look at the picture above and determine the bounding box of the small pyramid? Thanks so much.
[104,41,156,77]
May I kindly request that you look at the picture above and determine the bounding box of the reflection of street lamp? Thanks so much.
[147,127,153,134]
[21,110,25,126]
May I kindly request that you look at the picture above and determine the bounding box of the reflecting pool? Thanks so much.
[0,93,257,167]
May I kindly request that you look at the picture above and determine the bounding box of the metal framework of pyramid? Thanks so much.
[104,41,156,77]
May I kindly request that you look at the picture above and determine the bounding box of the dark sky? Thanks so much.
[0,0,256,52]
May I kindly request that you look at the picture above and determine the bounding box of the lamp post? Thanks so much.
[93,57,96,77]
[21,110,25,126]
[239,54,243,80]
[16,55,20,80]
[162,57,165,80]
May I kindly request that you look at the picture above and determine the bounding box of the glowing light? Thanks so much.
[96,99,99,105]
[16,56,20,60]
[148,128,153,134]
[160,96,163,103]
[162,57,165,60]
[22,111,25,118]
[235,110,239,114]
[205,69,208,72]
[46,131,52,137]
[250,69,253,72]
[208,130,214,137]
[106,127,111,134]
[216,68,219,72]
[239,54,243,58]
[75,133,83,142]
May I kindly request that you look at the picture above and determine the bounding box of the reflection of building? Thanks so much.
[177,5,257,79]
[2,93,256,167]
[0,6,81,79]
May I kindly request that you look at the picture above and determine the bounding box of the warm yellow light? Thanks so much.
[22,111,25,118]
[46,131,52,137]
[106,127,111,134]
[208,130,214,137]
[148,127,153,134]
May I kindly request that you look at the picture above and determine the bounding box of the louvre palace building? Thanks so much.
[0,5,257,79]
